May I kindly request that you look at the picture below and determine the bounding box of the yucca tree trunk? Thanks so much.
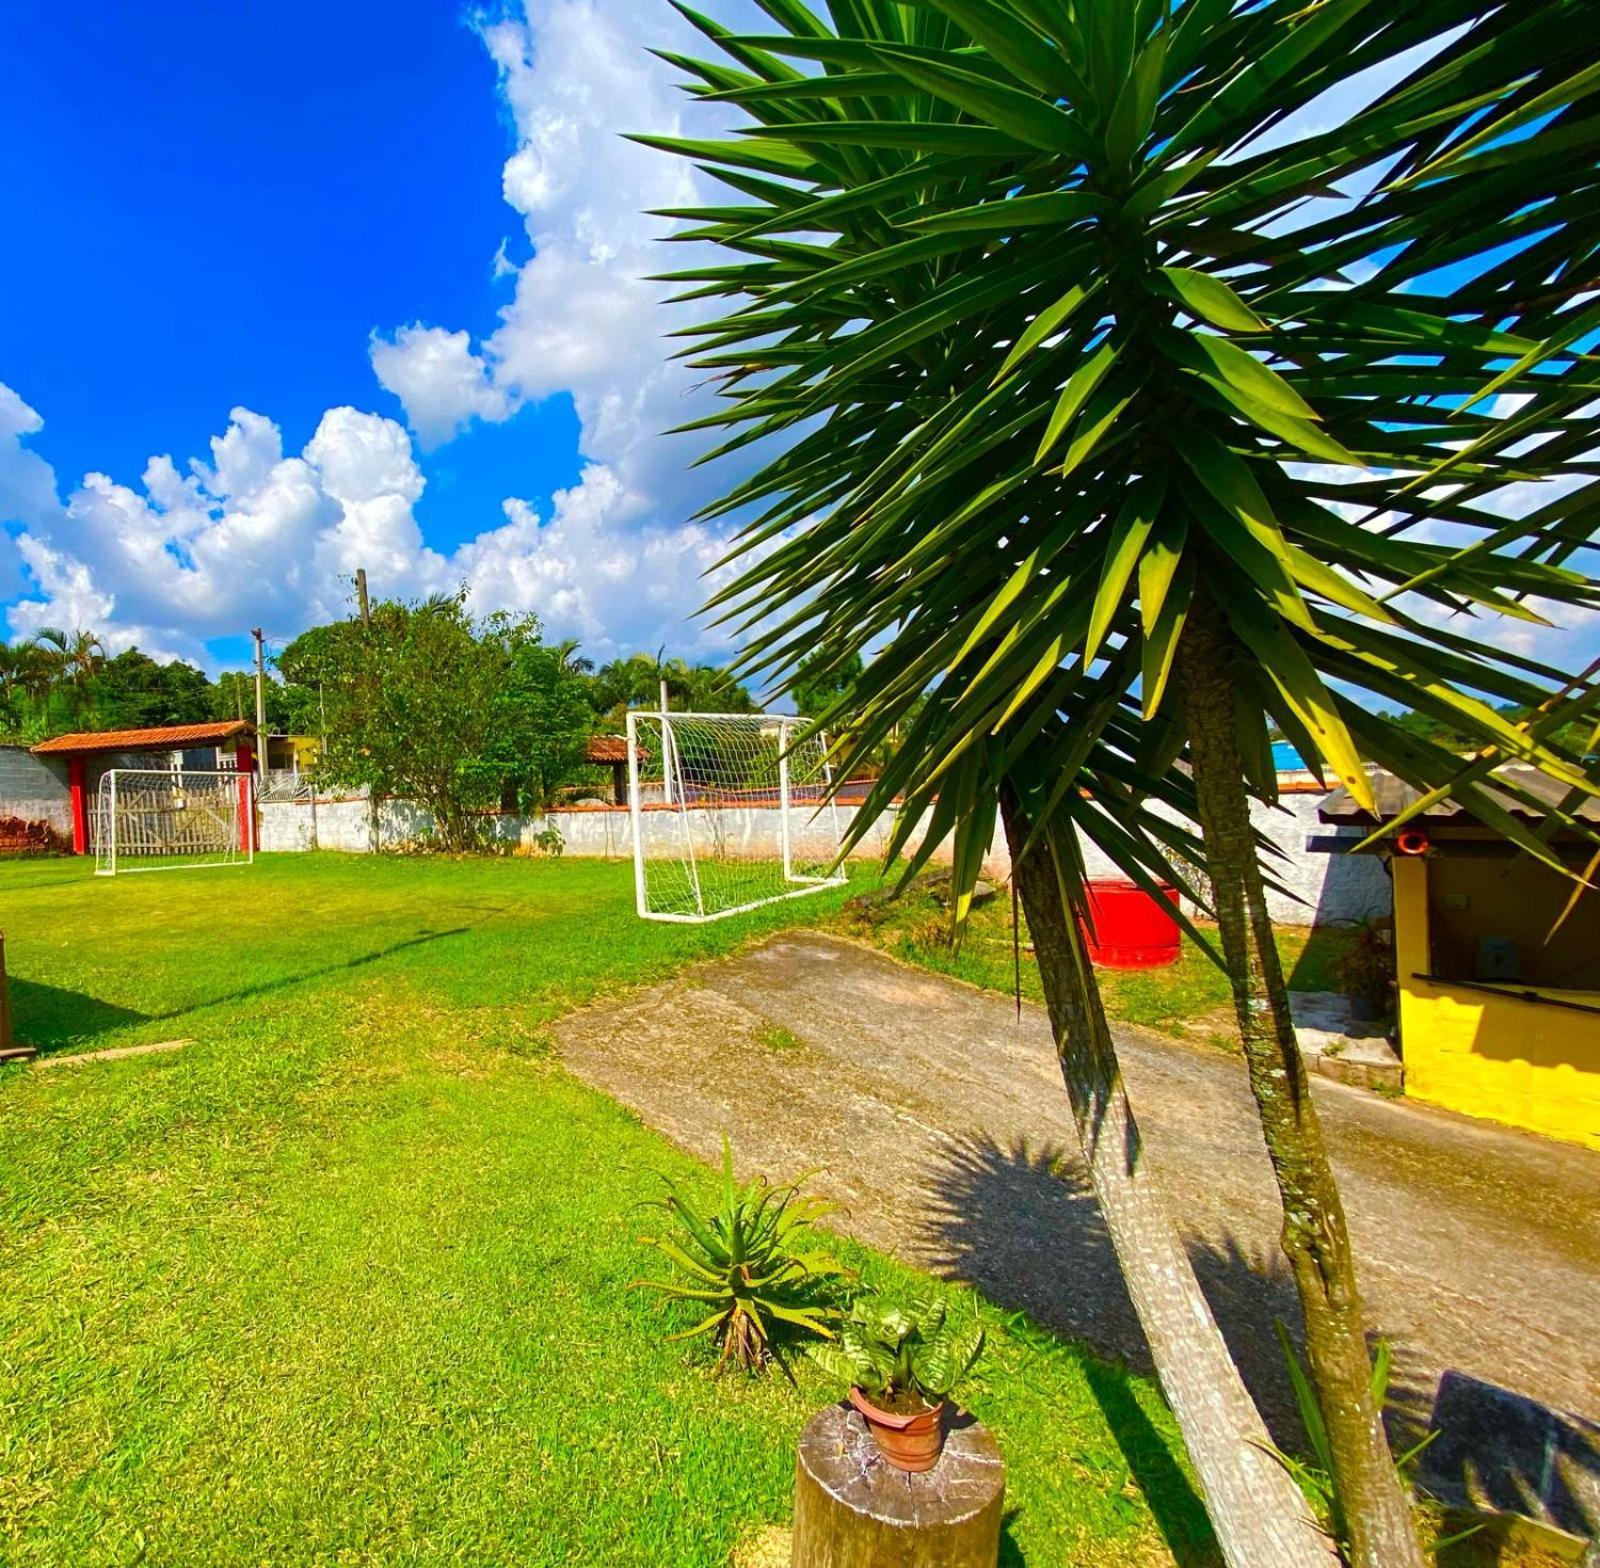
[1177,597,1425,1568]
[1002,788,1334,1568]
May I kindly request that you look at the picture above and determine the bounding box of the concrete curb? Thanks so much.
[32,1039,193,1070]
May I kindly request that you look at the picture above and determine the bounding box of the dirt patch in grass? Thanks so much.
[729,1524,791,1568]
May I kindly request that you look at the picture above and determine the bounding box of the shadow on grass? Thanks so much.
[6,978,150,1053]
[150,925,476,1025]
[998,1509,1026,1566]
[1285,923,1357,993]
[0,870,100,892]
[918,1133,1437,1565]
[10,927,473,1055]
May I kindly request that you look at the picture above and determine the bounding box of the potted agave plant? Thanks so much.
[809,1295,985,1473]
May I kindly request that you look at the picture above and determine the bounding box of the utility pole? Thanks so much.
[659,676,673,805]
[251,628,268,815]
[356,568,371,627]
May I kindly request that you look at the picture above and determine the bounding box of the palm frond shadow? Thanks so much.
[920,1132,1446,1558]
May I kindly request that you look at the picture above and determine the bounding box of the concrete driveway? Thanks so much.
[555,931,1600,1524]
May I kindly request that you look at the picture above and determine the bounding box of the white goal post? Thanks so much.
[626,712,847,922]
[94,767,255,876]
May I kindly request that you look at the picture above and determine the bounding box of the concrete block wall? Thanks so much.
[259,786,1391,928]
[0,746,73,835]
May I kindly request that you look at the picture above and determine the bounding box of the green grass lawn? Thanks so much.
[1,853,1214,1567]
[831,876,1354,1051]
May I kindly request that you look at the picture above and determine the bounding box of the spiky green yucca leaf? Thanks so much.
[648,0,1600,920]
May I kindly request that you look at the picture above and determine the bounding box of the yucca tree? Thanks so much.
[644,2,1600,1564]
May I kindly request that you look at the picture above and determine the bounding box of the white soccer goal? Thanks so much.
[627,712,847,921]
[94,768,254,876]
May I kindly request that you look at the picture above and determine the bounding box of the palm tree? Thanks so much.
[0,641,26,733]
[679,661,760,712]
[31,627,106,724]
[551,637,595,675]
[16,641,55,711]
[0,641,22,704]
[647,4,1599,1564]
[415,591,463,619]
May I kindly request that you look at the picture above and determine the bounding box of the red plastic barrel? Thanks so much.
[1080,880,1181,968]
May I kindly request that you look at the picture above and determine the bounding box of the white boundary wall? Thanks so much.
[259,788,1389,927]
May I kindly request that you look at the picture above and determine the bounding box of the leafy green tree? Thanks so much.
[1,634,215,737]
[676,661,760,713]
[86,649,214,730]
[211,669,293,731]
[278,596,598,847]
[28,627,105,726]
[648,5,1599,1564]
[0,641,53,736]
[279,599,489,849]
[1388,703,1597,758]
[589,650,757,719]
[591,652,671,716]
[475,635,596,811]
[792,648,864,720]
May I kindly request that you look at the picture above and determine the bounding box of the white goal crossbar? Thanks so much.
[94,768,255,876]
[626,712,847,922]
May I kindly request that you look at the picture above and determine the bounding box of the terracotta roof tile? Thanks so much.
[585,735,638,764]
[32,721,255,757]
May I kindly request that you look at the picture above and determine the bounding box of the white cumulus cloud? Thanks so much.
[369,324,514,449]
[0,384,747,667]
[372,0,765,554]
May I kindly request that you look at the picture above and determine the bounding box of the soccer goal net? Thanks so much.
[94,768,254,876]
[626,712,847,921]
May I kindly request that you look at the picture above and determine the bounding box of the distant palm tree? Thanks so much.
[16,642,55,707]
[552,637,594,675]
[31,627,105,722]
[0,642,22,704]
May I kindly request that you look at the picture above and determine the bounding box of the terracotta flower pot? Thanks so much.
[848,1385,946,1473]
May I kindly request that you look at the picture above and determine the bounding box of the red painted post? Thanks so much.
[235,743,257,853]
[68,757,89,854]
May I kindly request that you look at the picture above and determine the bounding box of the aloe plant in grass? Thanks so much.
[642,1,1600,1561]
[632,1136,845,1375]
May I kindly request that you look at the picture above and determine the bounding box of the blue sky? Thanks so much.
[0,0,756,672]
[0,1,1592,685]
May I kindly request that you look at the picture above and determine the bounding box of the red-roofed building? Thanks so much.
[584,733,643,805]
[30,722,258,855]
[31,720,257,757]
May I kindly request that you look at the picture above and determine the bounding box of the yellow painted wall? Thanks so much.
[264,735,322,770]
[1394,855,1600,1151]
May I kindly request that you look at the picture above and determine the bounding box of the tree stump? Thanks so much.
[792,1402,1004,1567]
